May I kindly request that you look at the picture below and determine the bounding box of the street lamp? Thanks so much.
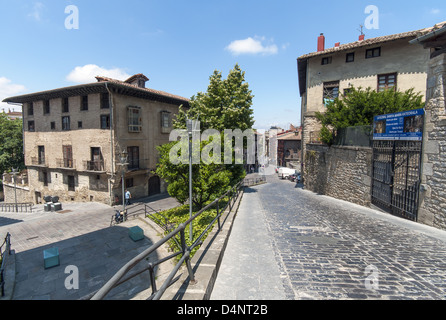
[187,119,194,243]
[118,149,129,213]
[12,168,18,213]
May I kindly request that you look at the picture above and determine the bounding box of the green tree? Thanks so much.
[156,64,255,209]
[0,113,25,189]
[316,87,425,145]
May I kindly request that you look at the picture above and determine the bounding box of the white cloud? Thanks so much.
[66,64,131,83]
[0,77,26,109]
[430,8,441,15]
[226,37,279,56]
[28,2,45,21]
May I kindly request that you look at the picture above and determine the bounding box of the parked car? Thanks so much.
[278,168,296,180]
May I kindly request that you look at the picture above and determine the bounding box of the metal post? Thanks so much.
[12,169,18,213]
[119,150,128,214]
[187,119,193,243]
[180,227,195,284]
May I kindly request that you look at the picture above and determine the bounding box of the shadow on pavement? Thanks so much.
[12,225,159,300]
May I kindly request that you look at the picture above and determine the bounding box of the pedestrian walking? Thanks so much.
[125,189,132,206]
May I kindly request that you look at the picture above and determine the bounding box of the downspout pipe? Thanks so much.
[105,83,115,205]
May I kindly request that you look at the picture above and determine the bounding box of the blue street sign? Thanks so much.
[373,109,424,141]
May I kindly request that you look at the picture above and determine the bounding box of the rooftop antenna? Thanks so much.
[358,24,365,36]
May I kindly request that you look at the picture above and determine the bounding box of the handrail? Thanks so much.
[0,233,12,297]
[91,181,244,300]
[0,203,33,213]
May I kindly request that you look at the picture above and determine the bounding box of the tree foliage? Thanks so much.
[0,113,24,177]
[315,87,425,145]
[156,64,255,210]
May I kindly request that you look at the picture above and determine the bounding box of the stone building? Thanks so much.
[2,73,189,205]
[297,23,446,173]
[410,24,446,230]
[277,128,302,169]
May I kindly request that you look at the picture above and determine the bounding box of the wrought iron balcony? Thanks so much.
[83,160,105,172]
[30,157,47,167]
[56,159,76,170]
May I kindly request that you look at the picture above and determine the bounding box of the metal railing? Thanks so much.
[0,203,33,213]
[0,233,11,297]
[90,181,244,300]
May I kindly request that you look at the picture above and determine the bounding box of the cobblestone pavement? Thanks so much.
[213,174,446,300]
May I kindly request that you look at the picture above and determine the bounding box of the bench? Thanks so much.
[128,226,144,242]
[43,247,60,269]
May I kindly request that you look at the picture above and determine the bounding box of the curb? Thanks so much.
[161,190,244,300]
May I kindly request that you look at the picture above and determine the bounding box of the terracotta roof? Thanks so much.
[298,21,446,60]
[3,73,190,105]
[95,74,189,102]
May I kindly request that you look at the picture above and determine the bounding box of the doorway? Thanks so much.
[148,176,161,197]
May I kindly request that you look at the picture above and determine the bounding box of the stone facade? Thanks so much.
[418,53,446,230]
[3,74,189,205]
[305,144,373,207]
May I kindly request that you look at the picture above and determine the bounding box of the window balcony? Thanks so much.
[30,157,48,167]
[56,159,76,170]
[83,160,105,172]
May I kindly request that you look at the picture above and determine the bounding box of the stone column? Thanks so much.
[418,52,446,229]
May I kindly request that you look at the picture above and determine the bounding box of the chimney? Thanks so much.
[317,33,325,52]
[335,42,340,48]
[359,34,365,41]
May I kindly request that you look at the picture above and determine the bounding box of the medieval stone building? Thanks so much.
[2,73,189,205]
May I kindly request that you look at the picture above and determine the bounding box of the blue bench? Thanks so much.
[128,226,144,242]
[43,247,60,269]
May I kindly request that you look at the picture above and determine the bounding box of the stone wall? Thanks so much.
[418,53,446,230]
[305,144,373,207]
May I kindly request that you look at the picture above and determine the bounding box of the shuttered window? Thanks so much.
[378,73,397,92]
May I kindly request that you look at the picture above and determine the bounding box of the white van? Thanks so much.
[278,168,296,180]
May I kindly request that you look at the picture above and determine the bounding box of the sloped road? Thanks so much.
[212,174,446,300]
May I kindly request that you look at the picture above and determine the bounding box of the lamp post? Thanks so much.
[187,119,193,243]
[12,168,18,213]
[118,150,129,213]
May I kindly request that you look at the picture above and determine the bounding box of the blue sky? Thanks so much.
[0,0,445,130]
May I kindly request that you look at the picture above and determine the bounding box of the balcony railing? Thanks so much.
[30,157,47,167]
[56,159,76,170]
[83,160,105,172]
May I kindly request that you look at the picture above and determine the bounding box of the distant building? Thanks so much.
[277,127,302,169]
[297,22,446,169]
[1,108,22,120]
[3,73,189,205]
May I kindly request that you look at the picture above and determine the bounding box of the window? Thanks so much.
[44,100,50,115]
[346,52,355,63]
[128,107,142,132]
[366,47,381,59]
[127,146,140,170]
[81,96,89,111]
[323,81,340,106]
[28,102,34,116]
[28,121,35,132]
[68,175,75,192]
[161,112,171,128]
[100,115,110,129]
[43,172,48,187]
[62,98,69,113]
[51,122,56,130]
[378,73,397,92]
[63,145,73,168]
[321,56,332,65]
[78,121,83,129]
[125,178,134,188]
[38,146,45,165]
[101,93,110,109]
[62,116,71,131]
[343,88,352,96]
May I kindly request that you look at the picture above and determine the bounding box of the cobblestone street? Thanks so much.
[212,174,446,300]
